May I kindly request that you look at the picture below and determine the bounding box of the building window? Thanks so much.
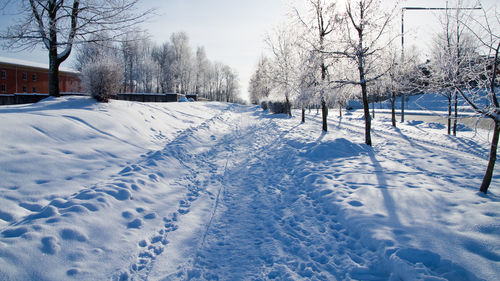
[1,70,6,79]
[23,86,27,93]
[32,87,36,93]
[22,72,27,80]
[32,74,37,81]
[1,84,6,92]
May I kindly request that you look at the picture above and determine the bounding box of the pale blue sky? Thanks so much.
[139,0,292,97]
[0,0,497,99]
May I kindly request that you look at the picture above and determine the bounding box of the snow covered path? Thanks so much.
[148,107,499,280]
[0,97,498,281]
[160,110,388,281]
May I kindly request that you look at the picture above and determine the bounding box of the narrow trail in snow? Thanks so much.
[167,111,389,280]
[124,107,491,281]
[122,106,241,280]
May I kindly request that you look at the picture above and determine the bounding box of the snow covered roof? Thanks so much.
[0,56,79,74]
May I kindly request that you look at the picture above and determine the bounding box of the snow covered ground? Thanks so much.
[0,96,498,281]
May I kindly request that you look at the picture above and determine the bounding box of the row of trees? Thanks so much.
[1,0,152,97]
[250,0,407,144]
[1,0,241,103]
[250,0,498,193]
[75,31,241,103]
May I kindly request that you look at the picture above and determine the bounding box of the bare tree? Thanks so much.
[170,32,194,94]
[73,33,117,72]
[266,26,303,116]
[249,56,274,104]
[430,1,478,135]
[294,0,341,131]
[453,2,499,193]
[152,42,177,93]
[383,46,422,127]
[341,0,396,146]
[121,32,145,93]
[195,46,209,96]
[0,0,151,97]
[221,66,239,103]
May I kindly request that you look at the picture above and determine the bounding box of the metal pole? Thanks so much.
[400,4,482,55]
[399,3,481,123]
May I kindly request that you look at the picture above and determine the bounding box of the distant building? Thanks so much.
[0,57,81,95]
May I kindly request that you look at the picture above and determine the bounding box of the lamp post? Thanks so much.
[399,1,481,122]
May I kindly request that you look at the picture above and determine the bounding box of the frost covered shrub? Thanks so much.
[260,100,290,114]
[268,101,290,114]
[261,101,269,111]
[82,57,123,102]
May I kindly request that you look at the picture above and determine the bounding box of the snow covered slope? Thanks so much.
[0,97,498,280]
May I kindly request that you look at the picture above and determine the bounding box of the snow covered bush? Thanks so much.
[260,101,269,111]
[82,56,123,102]
[264,101,290,115]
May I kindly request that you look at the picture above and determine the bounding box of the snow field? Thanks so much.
[0,97,498,280]
[0,97,231,280]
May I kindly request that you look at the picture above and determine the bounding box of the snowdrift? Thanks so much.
[0,97,498,280]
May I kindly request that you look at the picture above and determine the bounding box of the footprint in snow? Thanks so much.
[0,210,15,222]
[144,213,156,220]
[148,174,159,182]
[40,236,59,255]
[66,268,80,276]
[1,227,28,238]
[60,228,88,242]
[26,205,58,221]
[348,200,363,207]
[127,218,143,229]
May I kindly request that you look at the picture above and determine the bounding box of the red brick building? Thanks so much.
[0,57,81,95]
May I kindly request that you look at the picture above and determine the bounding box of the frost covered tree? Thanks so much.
[221,65,239,103]
[73,32,117,72]
[430,1,478,135]
[0,0,151,97]
[296,51,322,122]
[195,47,210,96]
[451,2,499,193]
[170,32,194,94]
[151,41,177,93]
[121,32,143,93]
[294,0,341,131]
[339,0,396,146]
[249,56,274,104]
[266,26,303,116]
[82,54,123,102]
[382,47,422,127]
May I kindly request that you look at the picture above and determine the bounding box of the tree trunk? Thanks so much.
[48,3,61,98]
[447,95,452,135]
[361,81,372,146]
[480,120,499,194]
[321,97,328,132]
[391,93,396,127]
[400,93,405,123]
[129,60,134,93]
[301,107,305,123]
[453,90,458,136]
[48,49,61,97]
[371,101,375,119]
[285,95,292,117]
[339,105,342,118]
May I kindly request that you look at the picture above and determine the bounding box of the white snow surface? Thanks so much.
[0,96,499,281]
